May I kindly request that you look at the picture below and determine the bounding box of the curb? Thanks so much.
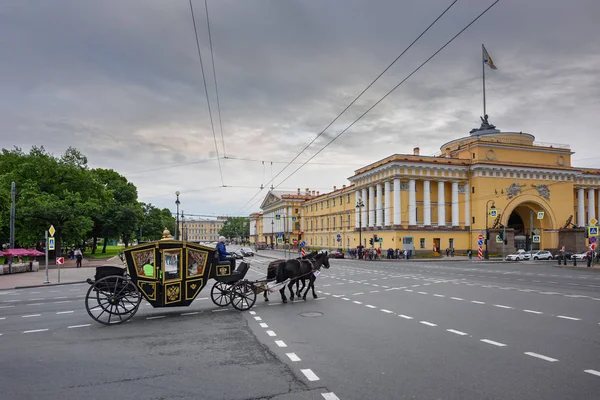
[14,280,88,289]
[553,265,600,273]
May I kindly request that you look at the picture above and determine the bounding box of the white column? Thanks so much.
[438,181,446,227]
[368,186,375,228]
[577,188,585,227]
[409,179,416,225]
[423,180,431,226]
[376,183,383,227]
[355,190,360,228]
[452,181,459,227]
[464,183,470,227]
[361,187,368,229]
[588,188,595,222]
[384,181,391,226]
[393,178,401,226]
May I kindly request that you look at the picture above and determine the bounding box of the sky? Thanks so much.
[2,0,599,218]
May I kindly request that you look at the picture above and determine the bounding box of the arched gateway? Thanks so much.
[501,195,557,251]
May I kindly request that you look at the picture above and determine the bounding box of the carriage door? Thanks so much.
[161,248,183,305]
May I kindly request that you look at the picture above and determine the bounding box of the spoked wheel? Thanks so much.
[230,281,257,311]
[85,275,142,325]
[210,281,233,307]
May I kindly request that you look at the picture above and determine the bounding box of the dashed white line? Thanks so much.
[181,312,199,316]
[405,289,413,292]
[286,352,301,362]
[353,292,364,295]
[29,298,44,301]
[433,294,445,298]
[249,311,256,315]
[266,330,277,337]
[557,315,581,321]
[380,309,394,314]
[53,301,71,304]
[471,301,485,304]
[523,309,543,314]
[494,305,513,309]
[417,291,428,295]
[447,329,468,336]
[369,290,379,293]
[146,316,166,320]
[321,392,340,400]
[254,316,262,321]
[365,305,377,309]
[275,340,287,347]
[301,369,320,381]
[420,321,437,327]
[342,298,350,301]
[0,305,15,309]
[54,296,68,299]
[524,352,558,362]
[584,369,600,377]
[259,322,268,328]
[480,339,507,347]
[68,324,91,329]
[450,297,464,301]
[353,301,362,304]
[23,329,49,334]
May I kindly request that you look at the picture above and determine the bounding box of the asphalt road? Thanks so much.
[1,257,599,399]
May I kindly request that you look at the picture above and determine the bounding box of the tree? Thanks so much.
[219,217,249,241]
[138,203,176,241]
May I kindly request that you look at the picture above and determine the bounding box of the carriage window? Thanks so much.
[187,249,208,278]
[163,249,182,282]
[133,249,155,278]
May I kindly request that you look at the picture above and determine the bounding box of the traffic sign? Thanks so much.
[532,235,541,243]
[292,217,297,222]
[590,218,598,226]
[591,243,597,251]
[496,235,503,243]
[275,214,280,220]
[490,209,497,217]
[56,257,64,265]
[537,211,545,220]
[49,225,55,237]
[300,241,306,247]
[336,234,341,239]
[48,237,55,250]
[591,236,597,244]
[277,237,283,244]
[478,234,484,240]
[477,240,483,246]
[588,226,598,236]
[533,228,540,235]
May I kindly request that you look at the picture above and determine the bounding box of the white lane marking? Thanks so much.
[146,316,166,320]
[57,310,74,315]
[523,310,543,314]
[30,292,41,294]
[23,329,49,334]
[53,301,71,304]
[259,323,268,328]
[22,314,42,318]
[68,324,91,329]
[0,305,15,309]
[69,289,80,291]
[380,309,394,314]
[267,302,282,306]
[420,321,437,327]
[353,292,364,295]
[584,369,600,377]
[369,290,379,293]
[494,305,513,309]
[249,311,256,315]
[405,289,413,292]
[342,298,350,301]
[181,312,199,316]
[372,284,380,287]
[450,297,464,301]
[254,316,262,321]
[480,339,507,347]
[353,301,362,304]
[433,294,445,297]
[0,317,5,320]
[471,301,485,304]
[365,305,377,309]
[447,329,468,336]
[557,315,581,321]
[525,352,559,362]
[29,298,44,301]
[417,291,428,295]
[266,330,277,337]
[54,296,68,299]
[286,352,301,362]
[322,392,340,400]
[275,340,287,347]
[301,369,320,381]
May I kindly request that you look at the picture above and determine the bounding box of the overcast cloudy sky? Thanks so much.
[2,0,599,218]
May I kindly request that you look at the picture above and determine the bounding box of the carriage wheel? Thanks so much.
[85,275,142,325]
[210,281,233,307]
[230,281,257,311]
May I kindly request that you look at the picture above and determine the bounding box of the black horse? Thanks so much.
[275,251,330,303]
[263,251,318,302]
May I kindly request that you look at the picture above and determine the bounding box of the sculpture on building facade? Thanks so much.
[506,182,525,199]
[532,184,551,200]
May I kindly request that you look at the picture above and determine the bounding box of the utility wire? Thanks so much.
[273,0,501,191]
[232,0,460,215]
[204,0,226,158]
[189,0,225,186]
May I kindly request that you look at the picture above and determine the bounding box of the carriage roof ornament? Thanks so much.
[161,228,173,240]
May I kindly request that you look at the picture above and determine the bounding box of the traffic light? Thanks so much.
[369,238,374,246]
[297,231,302,241]
[585,228,589,239]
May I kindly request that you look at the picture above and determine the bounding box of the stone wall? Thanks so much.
[0,261,39,275]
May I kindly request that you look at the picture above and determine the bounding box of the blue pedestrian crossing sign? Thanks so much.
[275,214,280,220]
[496,235,503,243]
[292,217,297,222]
[336,234,341,239]
[48,237,55,250]
[532,235,541,243]
[277,237,283,244]
[537,211,545,220]
[588,226,598,236]
[490,209,497,217]
[477,239,483,246]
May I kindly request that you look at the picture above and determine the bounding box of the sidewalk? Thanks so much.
[254,249,505,262]
[553,263,600,273]
[0,256,122,290]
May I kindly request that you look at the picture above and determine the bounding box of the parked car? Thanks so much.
[329,249,345,259]
[239,248,254,257]
[505,253,525,261]
[572,252,589,260]
[554,251,573,260]
[531,250,553,260]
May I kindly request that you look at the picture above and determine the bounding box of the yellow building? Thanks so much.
[253,128,599,255]
[180,217,227,243]
[258,189,313,247]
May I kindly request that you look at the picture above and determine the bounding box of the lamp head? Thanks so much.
[175,191,180,196]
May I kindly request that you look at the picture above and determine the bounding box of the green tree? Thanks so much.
[138,203,176,241]
[219,217,250,241]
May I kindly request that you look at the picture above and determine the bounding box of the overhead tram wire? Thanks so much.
[204,0,227,158]
[232,0,460,215]
[272,0,501,191]
[189,0,225,186]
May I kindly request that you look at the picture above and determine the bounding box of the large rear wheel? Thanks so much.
[85,275,142,325]
[231,281,257,311]
[210,281,232,307]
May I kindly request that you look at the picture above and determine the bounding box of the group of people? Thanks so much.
[349,247,413,260]
[67,248,83,268]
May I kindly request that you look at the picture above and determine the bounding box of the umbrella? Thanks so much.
[2,248,45,257]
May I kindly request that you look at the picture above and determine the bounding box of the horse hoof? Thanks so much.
[264,298,269,302]
[283,299,287,304]
[313,294,318,299]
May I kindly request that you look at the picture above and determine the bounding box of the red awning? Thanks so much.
[2,248,45,257]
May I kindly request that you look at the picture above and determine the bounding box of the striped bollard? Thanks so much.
[478,246,483,260]
[301,248,306,257]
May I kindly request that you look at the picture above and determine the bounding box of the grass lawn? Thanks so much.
[86,245,124,259]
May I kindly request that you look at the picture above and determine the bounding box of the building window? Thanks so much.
[449,238,454,248]
[420,238,426,249]
[347,214,351,229]
[347,194,351,203]
[472,186,475,194]
[472,216,475,224]
[472,153,475,159]
[320,202,323,210]
[332,217,335,230]
[340,215,342,229]
[339,197,343,205]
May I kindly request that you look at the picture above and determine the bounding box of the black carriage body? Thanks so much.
[122,240,237,308]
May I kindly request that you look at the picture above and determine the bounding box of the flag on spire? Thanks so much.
[483,45,497,69]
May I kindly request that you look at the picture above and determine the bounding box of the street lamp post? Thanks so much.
[181,210,185,241]
[356,198,364,258]
[485,200,496,260]
[271,219,274,250]
[175,191,180,240]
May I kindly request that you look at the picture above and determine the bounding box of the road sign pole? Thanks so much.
[44,230,50,284]
[58,256,61,283]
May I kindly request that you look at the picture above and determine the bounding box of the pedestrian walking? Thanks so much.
[74,248,83,268]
